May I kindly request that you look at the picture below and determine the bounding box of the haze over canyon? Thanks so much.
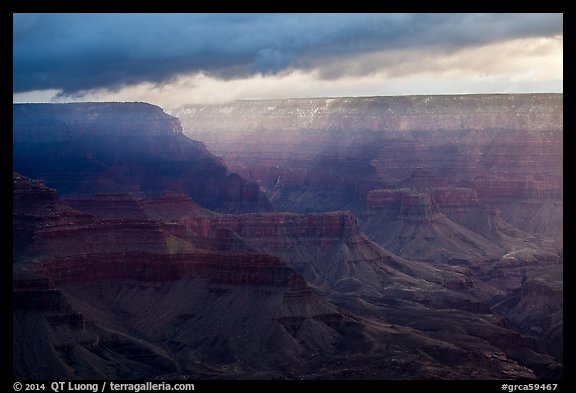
[13,93,563,380]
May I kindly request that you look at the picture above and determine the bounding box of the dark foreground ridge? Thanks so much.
[13,174,562,379]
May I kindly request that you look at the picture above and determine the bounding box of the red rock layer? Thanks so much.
[175,94,562,240]
[36,251,306,289]
[13,174,562,380]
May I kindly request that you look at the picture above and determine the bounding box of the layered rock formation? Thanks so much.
[174,94,562,241]
[364,188,505,263]
[175,94,562,134]
[13,175,561,379]
[172,94,563,377]
[63,192,494,304]
[13,103,271,213]
[14,93,563,380]
[13,173,366,379]
[492,265,563,363]
[362,170,561,295]
[13,173,93,252]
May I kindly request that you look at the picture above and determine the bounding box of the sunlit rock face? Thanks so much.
[174,94,562,240]
[13,103,272,213]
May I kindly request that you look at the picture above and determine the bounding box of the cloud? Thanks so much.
[20,34,558,110]
[13,13,563,95]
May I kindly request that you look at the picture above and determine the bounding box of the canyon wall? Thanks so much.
[13,103,271,213]
[13,93,563,379]
[13,174,562,379]
[174,94,562,241]
[175,94,562,133]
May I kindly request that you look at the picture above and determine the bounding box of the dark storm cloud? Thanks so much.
[13,13,563,94]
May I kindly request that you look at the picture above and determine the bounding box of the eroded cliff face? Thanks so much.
[14,102,182,142]
[171,95,562,375]
[13,93,563,380]
[174,94,562,240]
[175,95,562,133]
[13,173,365,379]
[13,176,561,379]
[492,265,563,364]
[13,103,271,213]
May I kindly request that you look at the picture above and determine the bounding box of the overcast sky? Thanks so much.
[13,13,563,109]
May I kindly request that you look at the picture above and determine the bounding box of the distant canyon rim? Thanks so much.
[13,94,562,379]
